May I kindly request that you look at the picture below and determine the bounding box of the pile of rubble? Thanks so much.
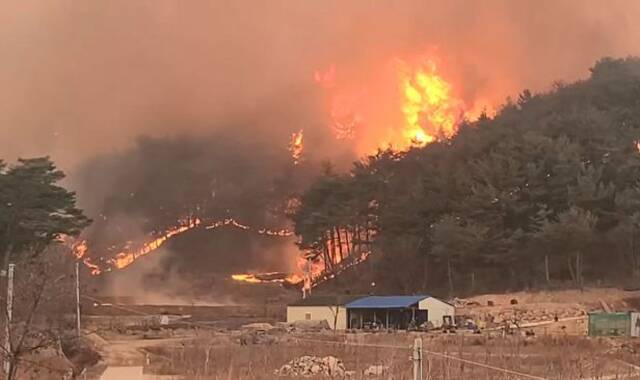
[275,356,349,377]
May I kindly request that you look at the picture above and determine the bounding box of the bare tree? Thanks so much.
[0,244,77,380]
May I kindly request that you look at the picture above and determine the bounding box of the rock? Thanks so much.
[364,364,389,376]
[276,355,346,377]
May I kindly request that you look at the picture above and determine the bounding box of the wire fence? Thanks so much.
[57,295,640,380]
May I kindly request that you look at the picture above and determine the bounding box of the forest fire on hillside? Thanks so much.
[108,218,202,270]
[72,218,295,275]
[74,52,494,288]
[315,53,494,153]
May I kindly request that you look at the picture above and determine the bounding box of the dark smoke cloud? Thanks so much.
[2,0,640,170]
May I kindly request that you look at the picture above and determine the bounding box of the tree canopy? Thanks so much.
[0,157,91,268]
[291,57,640,294]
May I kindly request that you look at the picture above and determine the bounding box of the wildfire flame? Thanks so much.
[71,240,88,259]
[109,218,202,270]
[230,251,370,289]
[205,218,293,237]
[313,52,492,154]
[314,66,361,140]
[289,130,304,164]
[398,59,462,147]
[68,217,294,275]
[69,239,102,275]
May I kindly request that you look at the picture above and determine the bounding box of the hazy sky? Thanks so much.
[2,0,640,169]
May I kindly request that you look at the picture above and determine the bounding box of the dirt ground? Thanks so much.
[85,328,640,379]
[16,287,640,379]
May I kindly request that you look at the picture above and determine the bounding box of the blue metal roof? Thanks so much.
[346,295,430,309]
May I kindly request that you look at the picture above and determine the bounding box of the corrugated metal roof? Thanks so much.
[346,295,430,309]
[289,295,364,307]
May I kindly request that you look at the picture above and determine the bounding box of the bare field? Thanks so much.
[74,326,639,380]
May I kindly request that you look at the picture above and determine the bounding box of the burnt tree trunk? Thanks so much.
[343,227,351,258]
[328,230,337,268]
[322,239,333,272]
[335,227,344,263]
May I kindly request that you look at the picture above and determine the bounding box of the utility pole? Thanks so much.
[75,262,81,337]
[4,263,15,377]
[412,337,423,380]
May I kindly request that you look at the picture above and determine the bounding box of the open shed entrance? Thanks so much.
[347,308,427,330]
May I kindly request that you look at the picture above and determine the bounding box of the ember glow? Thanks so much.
[204,218,293,237]
[289,130,304,164]
[231,272,302,285]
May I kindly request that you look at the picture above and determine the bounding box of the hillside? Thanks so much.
[293,57,640,296]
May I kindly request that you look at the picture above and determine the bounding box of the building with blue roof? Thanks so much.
[286,294,455,330]
[345,295,455,330]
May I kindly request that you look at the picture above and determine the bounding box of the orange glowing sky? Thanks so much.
[2,1,640,171]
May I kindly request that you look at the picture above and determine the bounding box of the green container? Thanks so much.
[588,312,631,337]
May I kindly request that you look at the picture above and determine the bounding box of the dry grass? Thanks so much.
[141,332,640,379]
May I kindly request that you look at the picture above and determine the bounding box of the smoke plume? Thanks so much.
[2,1,640,289]
[2,1,640,169]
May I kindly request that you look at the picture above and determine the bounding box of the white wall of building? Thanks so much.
[418,297,455,328]
[286,306,348,330]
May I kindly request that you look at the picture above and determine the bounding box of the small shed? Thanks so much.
[286,295,361,330]
[346,295,454,330]
[418,297,456,328]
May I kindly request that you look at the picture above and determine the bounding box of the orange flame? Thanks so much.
[314,53,492,154]
[289,130,304,164]
[71,240,88,259]
[83,258,102,275]
[109,218,201,269]
[204,218,294,236]
[231,274,264,284]
[398,59,463,147]
[67,217,294,276]
[231,272,302,285]
[230,251,371,288]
